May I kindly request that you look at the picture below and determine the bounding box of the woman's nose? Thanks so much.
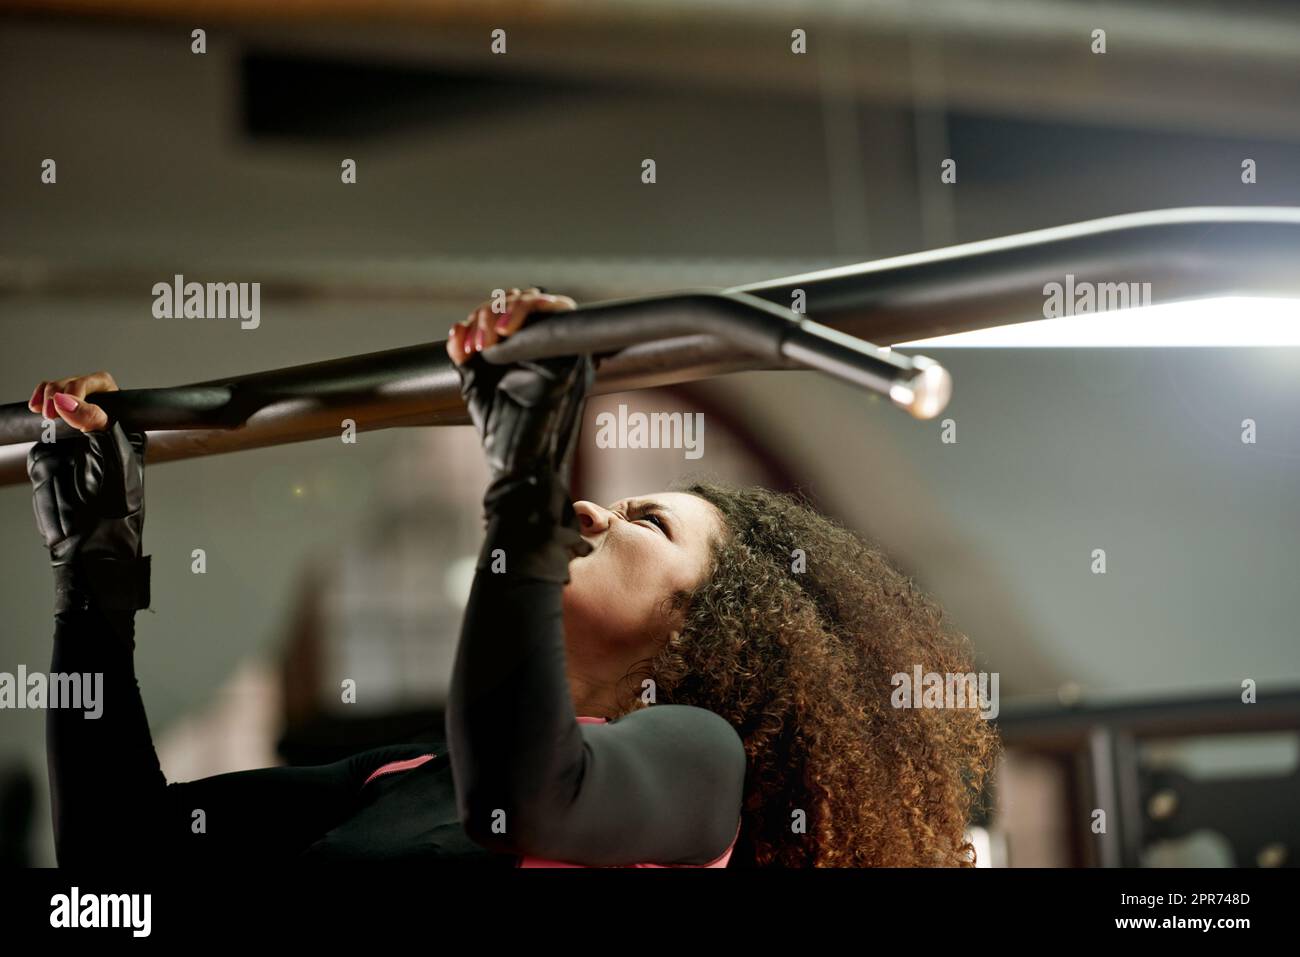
[572,500,610,534]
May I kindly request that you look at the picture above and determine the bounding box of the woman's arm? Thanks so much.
[25,379,400,864]
[444,292,746,866]
[46,598,383,865]
[449,549,746,866]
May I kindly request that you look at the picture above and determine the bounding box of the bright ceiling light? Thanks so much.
[894,297,1300,348]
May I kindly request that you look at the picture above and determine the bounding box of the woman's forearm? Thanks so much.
[45,599,379,864]
[445,474,589,855]
[45,602,171,866]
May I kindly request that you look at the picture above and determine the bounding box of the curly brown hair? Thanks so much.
[607,478,1001,867]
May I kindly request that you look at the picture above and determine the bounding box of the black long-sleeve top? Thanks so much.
[44,477,747,867]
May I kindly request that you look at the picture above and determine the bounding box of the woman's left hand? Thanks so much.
[447,287,594,575]
[446,287,578,366]
[446,285,593,501]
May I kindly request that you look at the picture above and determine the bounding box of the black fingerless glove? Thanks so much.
[456,343,595,584]
[28,421,151,615]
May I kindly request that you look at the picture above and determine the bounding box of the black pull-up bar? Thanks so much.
[0,289,946,445]
[2,205,1300,487]
[0,294,947,488]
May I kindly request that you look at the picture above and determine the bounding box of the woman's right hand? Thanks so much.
[27,371,118,433]
[26,372,149,610]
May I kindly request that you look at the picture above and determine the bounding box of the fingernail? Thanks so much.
[53,392,78,412]
[475,327,485,350]
[495,314,509,333]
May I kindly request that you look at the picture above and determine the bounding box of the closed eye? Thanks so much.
[639,513,666,532]
[627,503,671,538]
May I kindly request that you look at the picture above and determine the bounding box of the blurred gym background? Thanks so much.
[1,0,1298,867]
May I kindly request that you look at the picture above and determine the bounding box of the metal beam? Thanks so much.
[3,206,1300,487]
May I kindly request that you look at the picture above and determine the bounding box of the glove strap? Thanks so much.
[477,471,592,584]
[53,556,152,615]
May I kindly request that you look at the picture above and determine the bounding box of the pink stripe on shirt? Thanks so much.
[363,753,437,786]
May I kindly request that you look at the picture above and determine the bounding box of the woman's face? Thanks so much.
[564,491,724,654]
